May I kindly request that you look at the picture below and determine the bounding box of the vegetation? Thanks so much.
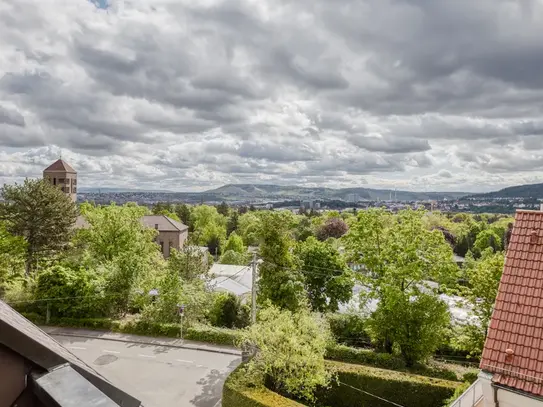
[239,305,333,403]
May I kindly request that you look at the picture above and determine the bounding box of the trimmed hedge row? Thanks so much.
[223,365,305,407]
[317,361,460,407]
[326,344,461,381]
[22,314,241,346]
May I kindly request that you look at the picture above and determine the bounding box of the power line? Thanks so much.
[338,381,407,407]
[212,266,251,285]
[5,292,123,304]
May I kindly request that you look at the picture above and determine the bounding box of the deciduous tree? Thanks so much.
[316,217,349,241]
[295,236,353,312]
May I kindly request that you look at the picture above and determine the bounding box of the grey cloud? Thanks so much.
[0,105,25,127]
[350,135,431,153]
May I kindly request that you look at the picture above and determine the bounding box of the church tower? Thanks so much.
[43,159,78,202]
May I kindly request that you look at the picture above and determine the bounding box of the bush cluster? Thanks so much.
[326,313,371,348]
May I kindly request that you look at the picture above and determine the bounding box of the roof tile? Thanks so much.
[481,210,543,396]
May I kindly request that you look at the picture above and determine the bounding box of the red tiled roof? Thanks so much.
[43,159,76,173]
[480,210,543,396]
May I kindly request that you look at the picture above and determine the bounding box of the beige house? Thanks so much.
[140,215,189,258]
[43,159,78,202]
[75,214,189,258]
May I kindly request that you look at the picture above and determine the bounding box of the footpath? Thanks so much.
[40,326,241,357]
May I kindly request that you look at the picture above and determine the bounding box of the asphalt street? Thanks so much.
[52,334,241,407]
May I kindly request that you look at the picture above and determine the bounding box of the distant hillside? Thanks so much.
[205,184,469,202]
[469,182,543,199]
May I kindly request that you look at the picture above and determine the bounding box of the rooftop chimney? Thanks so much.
[155,224,159,229]
[531,230,539,244]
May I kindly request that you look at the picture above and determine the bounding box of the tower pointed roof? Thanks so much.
[44,159,76,173]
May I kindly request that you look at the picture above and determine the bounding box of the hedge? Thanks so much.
[222,364,306,407]
[21,314,241,346]
[317,361,460,407]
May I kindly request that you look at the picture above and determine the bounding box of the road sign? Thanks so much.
[178,304,185,315]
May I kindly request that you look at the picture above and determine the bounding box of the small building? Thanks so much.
[208,264,253,302]
[75,214,189,259]
[141,215,189,258]
[43,159,77,202]
[475,210,543,407]
[0,299,140,407]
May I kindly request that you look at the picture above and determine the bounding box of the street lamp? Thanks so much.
[149,289,159,303]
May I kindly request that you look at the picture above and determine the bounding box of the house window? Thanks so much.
[53,178,57,185]
[65,178,70,185]
[160,241,164,253]
[72,187,77,193]
[58,178,65,184]
[73,179,77,185]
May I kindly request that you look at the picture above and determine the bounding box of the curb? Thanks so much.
[48,331,242,357]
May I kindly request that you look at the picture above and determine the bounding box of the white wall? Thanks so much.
[479,372,543,407]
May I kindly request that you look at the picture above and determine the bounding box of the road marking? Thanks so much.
[138,354,156,358]
[103,350,120,354]
[69,346,87,350]
[176,359,194,364]
[212,399,222,407]
[196,364,204,368]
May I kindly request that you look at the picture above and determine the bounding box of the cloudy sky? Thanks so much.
[2,0,543,192]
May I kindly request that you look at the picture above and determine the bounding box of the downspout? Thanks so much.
[491,383,500,407]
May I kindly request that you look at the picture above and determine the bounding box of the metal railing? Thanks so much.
[450,379,483,407]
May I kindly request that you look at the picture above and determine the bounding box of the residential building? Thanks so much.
[208,263,253,302]
[140,215,189,258]
[474,210,543,407]
[43,159,77,202]
[75,214,189,258]
[0,299,140,407]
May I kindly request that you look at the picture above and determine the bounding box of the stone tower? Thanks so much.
[43,159,77,202]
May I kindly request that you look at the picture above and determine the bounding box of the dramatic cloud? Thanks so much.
[2,0,543,192]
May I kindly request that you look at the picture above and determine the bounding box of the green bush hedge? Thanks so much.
[222,364,306,407]
[21,313,241,346]
[317,361,460,407]
[327,313,371,348]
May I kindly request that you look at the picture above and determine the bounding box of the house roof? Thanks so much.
[480,210,543,397]
[0,300,140,407]
[43,159,76,173]
[141,215,189,232]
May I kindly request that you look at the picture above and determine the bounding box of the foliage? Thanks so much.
[217,201,230,217]
[316,217,349,241]
[453,249,505,357]
[209,292,250,329]
[295,237,354,312]
[473,229,502,256]
[175,204,192,228]
[326,313,370,348]
[258,213,305,311]
[344,208,455,364]
[238,212,263,246]
[326,344,405,371]
[293,216,314,242]
[191,205,227,248]
[168,246,209,281]
[223,364,306,407]
[442,381,471,407]
[239,305,333,403]
[152,203,181,221]
[317,361,460,407]
[0,179,78,274]
[227,211,239,236]
[33,264,107,318]
[219,250,251,265]
[0,222,27,290]
[224,232,246,254]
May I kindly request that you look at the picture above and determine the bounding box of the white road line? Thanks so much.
[196,364,204,368]
[176,359,194,364]
[138,354,156,358]
[103,350,120,354]
[212,399,222,407]
[69,346,87,350]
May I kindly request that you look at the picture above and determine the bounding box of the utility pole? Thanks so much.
[251,252,258,324]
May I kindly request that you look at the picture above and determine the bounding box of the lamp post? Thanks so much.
[177,304,185,341]
[149,289,159,303]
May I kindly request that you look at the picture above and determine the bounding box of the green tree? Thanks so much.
[168,246,209,281]
[216,201,230,217]
[208,292,249,328]
[258,212,305,311]
[223,232,245,254]
[191,205,227,250]
[344,208,456,364]
[226,210,239,236]
[218,250,250,265]
[175,204,192,228]
[295,237,353,312]
[238,212,262,246]
[239,305,333,403]
[454,249,504,357]
[0,179,78,275]
[473,229,502,256]
[0,222,27,290]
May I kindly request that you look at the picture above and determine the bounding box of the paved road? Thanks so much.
[52,334,241,407]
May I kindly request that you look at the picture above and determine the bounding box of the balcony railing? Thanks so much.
[449,379,483,407]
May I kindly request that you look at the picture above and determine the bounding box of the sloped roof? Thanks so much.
[43,159,76,173]
[141,215,189,232]
[480,210,543,396]
[0,300,140,407]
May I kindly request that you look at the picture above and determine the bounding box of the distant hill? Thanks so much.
[469,182,543,199]
[205,184,469,202]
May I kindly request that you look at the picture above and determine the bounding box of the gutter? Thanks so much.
[491,382,500,407]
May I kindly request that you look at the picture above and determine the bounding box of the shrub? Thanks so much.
[326,344,405,370]
[317,361,460,407]
[327,313,370,348]
[185,323,242,346]
[239,306,332,403]
[209,292,250,329]
[223,364,306,407]
[442,381,471,407]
